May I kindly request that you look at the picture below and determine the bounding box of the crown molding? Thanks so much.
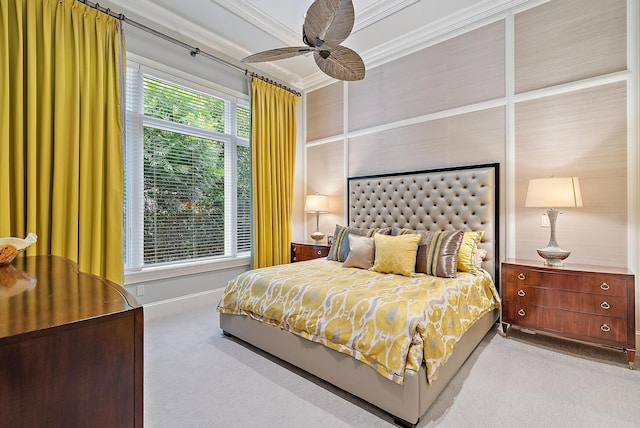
[210,0,302,47]
[300,71,335,93]
[299,0,549,90]
[353,0,419,32]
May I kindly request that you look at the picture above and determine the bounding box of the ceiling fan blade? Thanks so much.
[242,47,313,63]
[314,45,365,81]
[303,0,355,48]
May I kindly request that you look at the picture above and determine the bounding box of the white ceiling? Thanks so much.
[104,0,536,91]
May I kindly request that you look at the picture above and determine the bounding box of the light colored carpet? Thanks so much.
[144,304,640,428]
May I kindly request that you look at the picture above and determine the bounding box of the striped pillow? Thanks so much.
[457,231,484,274]
[394,227,464,278]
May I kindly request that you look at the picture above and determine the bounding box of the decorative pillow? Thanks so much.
[371,233,420,277]
[394,227,464,278]
[327,225,391,262]
[474,248,488,269]
[342,234,375,269]
[457,231,485,274]
[392,226,433,271]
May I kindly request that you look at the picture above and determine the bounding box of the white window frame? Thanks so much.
[124,59,251,284]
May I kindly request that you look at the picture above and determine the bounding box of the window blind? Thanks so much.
[124,63,250,270]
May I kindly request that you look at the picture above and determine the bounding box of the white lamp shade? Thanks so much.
[304,194,329,213]
[525,177,583,208]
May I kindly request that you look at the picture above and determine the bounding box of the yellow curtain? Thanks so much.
[250,78,299,268]
[0,0,125,283]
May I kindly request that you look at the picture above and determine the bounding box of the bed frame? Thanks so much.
[221,163,500,427]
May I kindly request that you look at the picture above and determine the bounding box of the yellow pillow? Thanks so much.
[457,231,484,274]
[371,233,420,277]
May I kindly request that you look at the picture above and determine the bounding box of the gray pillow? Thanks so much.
[342,234,375,269]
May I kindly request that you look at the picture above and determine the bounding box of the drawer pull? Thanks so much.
[517,290,526,297]
[600,301,611,310]
[517,273,525,280]
[517,309,526,317]
[317,250,322,255]
[600,324,611,332]
[600,282,610,291]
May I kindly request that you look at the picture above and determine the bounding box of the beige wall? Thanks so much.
[306,83,343,142]
[302,0,638,329]
[347,21,505,132]
[514,82,628,266]
[514,0,626,93]
[305,141,346,241]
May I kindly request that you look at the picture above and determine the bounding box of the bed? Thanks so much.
[218,163,500,427]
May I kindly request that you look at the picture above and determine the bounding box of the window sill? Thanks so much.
[124,254,251,284]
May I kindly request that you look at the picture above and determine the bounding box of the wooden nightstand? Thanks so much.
[291,242,330,262]
[501,259,636,368]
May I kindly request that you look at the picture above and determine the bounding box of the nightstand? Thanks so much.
[291,242,330,262]
[501,259,636,368]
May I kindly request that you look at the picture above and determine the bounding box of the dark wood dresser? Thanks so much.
[0,255,143,427]
[291,241,330,262]
[501,258,635,368]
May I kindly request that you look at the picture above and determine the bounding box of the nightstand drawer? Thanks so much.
[291,242,330,262]
[504,302,628,344]
[504,285,627,318]
[503,267,628,297]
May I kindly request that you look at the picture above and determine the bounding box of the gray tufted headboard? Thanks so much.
[347,163,500,282]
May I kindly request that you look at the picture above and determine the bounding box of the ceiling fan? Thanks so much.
[241,0,366,81]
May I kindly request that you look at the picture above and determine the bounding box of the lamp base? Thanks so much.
[310,231,325,241]
[536,246,571,267]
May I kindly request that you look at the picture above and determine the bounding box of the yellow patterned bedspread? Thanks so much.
[217,258,500,384]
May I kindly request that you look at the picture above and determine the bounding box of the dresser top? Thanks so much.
[0,256,140,339]
[503,258,634,276]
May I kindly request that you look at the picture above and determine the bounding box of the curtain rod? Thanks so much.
[76,0,301,97]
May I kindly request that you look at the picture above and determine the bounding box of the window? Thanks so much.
[124,63,250,273]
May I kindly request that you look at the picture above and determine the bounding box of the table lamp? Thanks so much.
[525,177,583,267]
[305,193,329,241]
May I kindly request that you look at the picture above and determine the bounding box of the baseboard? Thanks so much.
[143,289,225,321]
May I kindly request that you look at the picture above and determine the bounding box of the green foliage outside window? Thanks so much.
[139,76,250,265]
[143,128,225,263]
[144,77,226,132]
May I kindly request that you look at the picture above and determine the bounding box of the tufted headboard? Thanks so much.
[347,163,500,281]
